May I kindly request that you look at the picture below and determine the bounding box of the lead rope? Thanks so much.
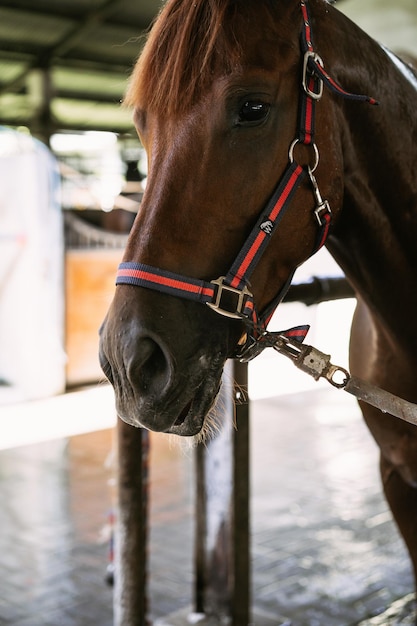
[263,332,417,429]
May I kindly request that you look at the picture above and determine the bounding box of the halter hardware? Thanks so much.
[116,0,377,361]
[302,51,324,100]
[206,277,253,320]
[288,139,319,172]
[308,166,332,227]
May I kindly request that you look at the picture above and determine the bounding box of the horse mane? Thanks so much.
[125,0,280,116]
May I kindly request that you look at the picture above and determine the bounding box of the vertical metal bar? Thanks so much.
[114,418,150,626]
[195,442,207,615]
[232,359,250,625]
[194,359,250,623]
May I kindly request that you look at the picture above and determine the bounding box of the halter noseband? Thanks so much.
[116,0,377,361]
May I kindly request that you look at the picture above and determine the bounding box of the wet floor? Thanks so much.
[0,385,415,625]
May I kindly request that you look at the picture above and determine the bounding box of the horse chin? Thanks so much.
[166,384,222,439]
[115,366,224,439]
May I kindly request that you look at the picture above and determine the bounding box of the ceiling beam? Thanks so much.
[0,0,151,32]
[0,0,145,95]
[50,0,140,59]
[0,48,133,97]
[0,46,132,75]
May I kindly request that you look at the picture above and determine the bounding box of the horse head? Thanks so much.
[99,0,348,437]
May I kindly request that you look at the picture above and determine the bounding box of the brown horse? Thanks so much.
[99,0,417,600]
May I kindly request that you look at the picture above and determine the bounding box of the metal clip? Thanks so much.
[272,335,350,388]
[302,51,324,100]
[308,166,332,225]
[237,335,267,362]
[207,276,253,320]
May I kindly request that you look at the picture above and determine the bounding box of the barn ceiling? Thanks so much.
[0,0,161,139]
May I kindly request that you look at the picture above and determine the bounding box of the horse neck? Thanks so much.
[324,21,417,345]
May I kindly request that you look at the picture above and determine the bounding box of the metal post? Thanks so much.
[114,418,150,626]
[194,359,250,624]
[231,360,250,625]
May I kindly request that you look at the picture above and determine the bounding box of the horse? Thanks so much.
[99,0,417,610]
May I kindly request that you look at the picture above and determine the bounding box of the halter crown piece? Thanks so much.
[116,0,377,361]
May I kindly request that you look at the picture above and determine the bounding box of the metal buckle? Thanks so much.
[302,51,324,100]
[207,277,253,320]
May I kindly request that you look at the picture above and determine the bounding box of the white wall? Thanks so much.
[339,0,417,57]
[0,129,65,401]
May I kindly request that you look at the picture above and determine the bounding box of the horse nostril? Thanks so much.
[128,336,172,395]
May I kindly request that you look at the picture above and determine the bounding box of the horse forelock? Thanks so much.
[124,0,283,116]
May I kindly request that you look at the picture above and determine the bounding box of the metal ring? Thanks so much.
[288,139,320,173]
[326,365,350,389]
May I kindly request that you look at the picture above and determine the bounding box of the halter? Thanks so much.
[116,0,377,361]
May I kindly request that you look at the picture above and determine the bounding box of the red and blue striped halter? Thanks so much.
[116,0,377,361]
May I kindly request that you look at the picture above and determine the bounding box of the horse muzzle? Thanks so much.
[98,292,233,436]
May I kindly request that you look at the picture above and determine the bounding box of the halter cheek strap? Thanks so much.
[116,0,377,361]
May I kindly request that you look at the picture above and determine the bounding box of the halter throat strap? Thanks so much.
[116,0,377,359]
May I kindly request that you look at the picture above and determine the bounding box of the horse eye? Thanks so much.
[238,101,270,124]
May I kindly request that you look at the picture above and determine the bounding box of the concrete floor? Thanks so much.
[0,384,415,625]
